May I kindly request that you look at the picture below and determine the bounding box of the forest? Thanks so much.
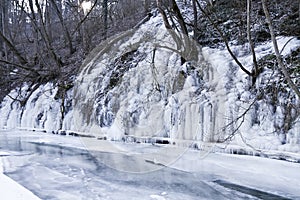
[0,0,299,143]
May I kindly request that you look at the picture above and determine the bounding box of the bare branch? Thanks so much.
[71,0,98,36]
[262,0,300,99]
[195,0,254,76]
[0,31,28,65]
[0,59,39,76]
[220,99,257,143]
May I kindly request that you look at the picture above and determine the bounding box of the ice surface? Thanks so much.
[0,151,41,200]
[0,130,299,199]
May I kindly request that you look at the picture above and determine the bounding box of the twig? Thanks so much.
[279,37,295,55]
[220,99,257,143]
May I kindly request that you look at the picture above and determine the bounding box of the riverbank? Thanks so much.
[15,127,300,164]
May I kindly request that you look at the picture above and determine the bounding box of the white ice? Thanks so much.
[0,152,41,200]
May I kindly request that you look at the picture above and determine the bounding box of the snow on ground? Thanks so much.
[0,152,41,200]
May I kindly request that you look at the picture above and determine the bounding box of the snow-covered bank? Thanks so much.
[0,152,41,200]
[9,127,300,164]
[0,173,40,200]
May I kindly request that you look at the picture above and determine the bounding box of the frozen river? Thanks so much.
[0,130,298,200]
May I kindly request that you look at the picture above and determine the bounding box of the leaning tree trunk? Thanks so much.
[0,0,8,59]
[262,0,300,99]
[102,0,108,39]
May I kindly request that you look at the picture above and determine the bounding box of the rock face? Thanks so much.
[0,14,300,152]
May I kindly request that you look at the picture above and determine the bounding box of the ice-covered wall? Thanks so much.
[71,15,300,150]
[0,14,299,152]
[0,84,58,130]
[71,15,231,143]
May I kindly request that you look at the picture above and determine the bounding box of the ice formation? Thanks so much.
[0,14,299,153]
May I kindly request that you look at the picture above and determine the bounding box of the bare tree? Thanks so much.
[102,0,108,38]
[156,0,190,64]
[156,0,188,35]
[0,0,8,59]
[49,0,75,54]
[0,0,149,100]
[247,0,259,79]
[192,0,198,40]
[262,0,300,99]
[195,0,254,77]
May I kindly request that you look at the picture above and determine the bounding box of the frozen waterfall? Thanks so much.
[0,14,299,153]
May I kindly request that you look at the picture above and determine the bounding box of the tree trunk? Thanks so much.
[262,0,300,99]
[170,0,188,35]
[0,31,28,65]
[34,0,63,69]
[50,0,75,54]
[156,0,189,64]
[247,0,258,81]
[196,0,253,76]
[144,0,151,14]
[192,0,198,40]
[0,0,8,59]
[156,0,172,29]
[103,0,108,39]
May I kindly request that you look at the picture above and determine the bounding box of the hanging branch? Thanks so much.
[151,48,161,92]
[0,59,39,76]
[71,0,98,36]
[195,0,253,76]
[49,0,75,54]
[220,99,257,143]
[0,31,28,65]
